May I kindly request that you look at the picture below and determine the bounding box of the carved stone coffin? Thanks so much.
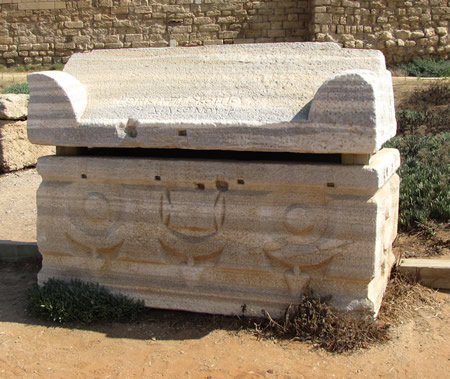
[28,43,400,317]
[36,150,399,317]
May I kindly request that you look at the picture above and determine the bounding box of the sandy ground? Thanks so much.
[0,168,449,378]
[0,168,39,242]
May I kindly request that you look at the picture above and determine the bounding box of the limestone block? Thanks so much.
[27,43,396,154]
[0,94,28,120]
[0,121,55,172]
[36,148,400,317]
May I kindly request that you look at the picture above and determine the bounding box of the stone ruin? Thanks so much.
[0,94,55,172]
[27,42,400,318]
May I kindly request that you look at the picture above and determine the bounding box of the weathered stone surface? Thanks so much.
[36,148,400,317]
[28,41,401,318]
[0,121,55,172]
[27,43,396,154]
[0,94,29,120]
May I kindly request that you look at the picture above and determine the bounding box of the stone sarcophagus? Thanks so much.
[28,43,400,317]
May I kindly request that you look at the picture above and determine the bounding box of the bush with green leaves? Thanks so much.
[396,108,449,136]
[408,82,450,107]
[401,58,450,77]
[396,83,450,136]
[27,278,145,324]
[2,82,29,94]
[384,133,449,230]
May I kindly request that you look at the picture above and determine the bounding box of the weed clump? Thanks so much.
[256,291,390,354]
[26,278,145,324]
[2,82,29,94]
[253,269,442,354]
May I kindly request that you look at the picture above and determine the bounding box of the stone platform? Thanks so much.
[0,94,55,172]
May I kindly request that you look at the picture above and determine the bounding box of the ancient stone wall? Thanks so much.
[0,0,448,65]
[311,0,449,63]
[0,0,311,65]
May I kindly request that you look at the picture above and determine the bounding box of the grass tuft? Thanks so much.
[26,278,145,324]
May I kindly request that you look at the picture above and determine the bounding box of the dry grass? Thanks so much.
[253,268,443,354]
[378,268,441,325]
[254,291,390,354]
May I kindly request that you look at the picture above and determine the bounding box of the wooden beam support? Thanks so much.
[341,154,372,165]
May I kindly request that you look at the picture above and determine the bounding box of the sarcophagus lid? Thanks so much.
[27,43,396,154]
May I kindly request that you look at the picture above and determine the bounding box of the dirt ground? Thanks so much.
[0,168,39,243]
[1,168,449,378]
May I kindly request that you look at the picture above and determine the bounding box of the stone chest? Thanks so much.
[28,43,400,317]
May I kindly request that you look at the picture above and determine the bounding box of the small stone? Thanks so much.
[395,30,411,39]
[0,94,28,120]
[385,40,396,48]
[1,120,55,172]
[411,31,425,39]
[379,31,393,40]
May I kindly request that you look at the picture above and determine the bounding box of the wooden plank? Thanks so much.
[399,258,450,289]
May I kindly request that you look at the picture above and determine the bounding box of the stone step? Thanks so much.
[0,241,41,262]
[398,258,450,290]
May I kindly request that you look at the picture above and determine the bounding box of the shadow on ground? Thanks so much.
[0,257,252,342]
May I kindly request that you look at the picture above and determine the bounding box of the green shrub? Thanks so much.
[2,82,29,94]
[401,58,450,77]
[396,108,449,136]
[408,82,450,107]
[396,109,427,135]
[384,133,450,229]
[26,278,145,324]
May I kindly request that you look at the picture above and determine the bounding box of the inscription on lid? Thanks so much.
[27,43,396,154]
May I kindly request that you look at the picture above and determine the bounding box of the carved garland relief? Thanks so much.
[59,180,345,295]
